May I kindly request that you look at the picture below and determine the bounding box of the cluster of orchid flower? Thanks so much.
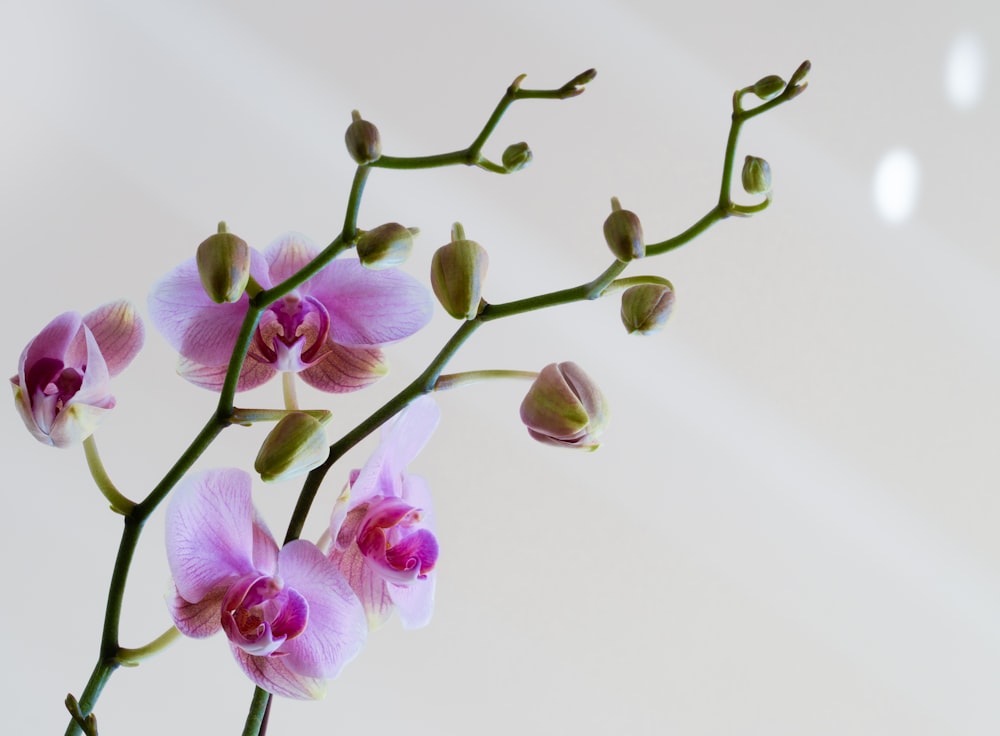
[10,62,808,735]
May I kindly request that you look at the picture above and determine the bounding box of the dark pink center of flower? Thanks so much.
[24,357,85,431]
[356,497,439,584]
[221,573,309,657]
[251,294,331,372]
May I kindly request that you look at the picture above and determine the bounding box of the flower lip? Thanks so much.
[356,496,439,584]
[221,572,309,657]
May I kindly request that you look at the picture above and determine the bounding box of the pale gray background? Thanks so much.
[2,1,997,734]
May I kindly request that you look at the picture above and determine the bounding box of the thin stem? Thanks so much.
[282,372,300,411]
[434,369,539,391]
[371,69,595,172]
[82,435,135,515]
[116,627,181,666]
[599,274,674,297]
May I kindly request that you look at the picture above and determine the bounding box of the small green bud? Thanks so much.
[741,155,772,195]
[620,282,675,335]
[501,142,533,172]
[345,110,382,164]
[430,223,489,320]
[196,223,251,304]
[603,197,645,262]
[520,362,608,451]
[254,412,329,483]
[751,74,786,101]
[356,223,416,269]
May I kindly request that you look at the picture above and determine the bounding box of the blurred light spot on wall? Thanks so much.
[945,32,987,110]
[873,148,920,225]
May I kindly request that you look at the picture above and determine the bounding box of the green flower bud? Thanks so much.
[345,110,382,165]
[195,222,251,304]
[501,142,533,173]
[520,362,608,451]
[620,282,675,335]
[254,412,329,483]
[603,197,645,262]
[430,223,489,320]
[356,223,416,269]
[741,155,772,195]
[751,74,786,101]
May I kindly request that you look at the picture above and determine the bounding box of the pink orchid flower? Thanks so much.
[166,468,366,699]
[148,232,432,392]
[329,396,440,630]
[11,300,144,447]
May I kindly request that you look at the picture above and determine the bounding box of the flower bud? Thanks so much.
[520,362,608,451]
[603,197,644,261]
[741,155,772,195]
[751,74,786,101]
[345,110,382,165]
[356,223,416,269]
[196,223,251,304]
[254,412,329,482]
[501,142,532,173]
[430,223,489,320]
[620,282,675,335]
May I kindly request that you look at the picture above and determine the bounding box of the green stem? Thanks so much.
[434,369,539,391]
[371,69,595,172]
[230,408,331,425]
[599,274,674,297]
[241,687,272,736]
[116,627,181,666]
[282,372,300,412]
[82,435,135,515]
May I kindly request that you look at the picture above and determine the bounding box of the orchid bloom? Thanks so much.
[166,468,366,699]
[329,395,440,630]
[11,300,144,447]
[148,232,432,392]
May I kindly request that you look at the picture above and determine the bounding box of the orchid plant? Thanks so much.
[10,61,810,735]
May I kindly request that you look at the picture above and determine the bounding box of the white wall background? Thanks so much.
[2,1,998,734]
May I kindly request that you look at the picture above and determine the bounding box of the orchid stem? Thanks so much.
[282,372,300,412]
[434,369,539,391]
[115,626,181,666]
[82,435,136,515]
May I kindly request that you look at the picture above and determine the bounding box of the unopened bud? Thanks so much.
[620,282,675,335]
[345,110,382,165]
[254,412,329,482]
[603,197,645,261]
[356,223,415,269]
[741,156,772,195]
[520,362,608,451]
[751,74,786,101]
[196,223,251,304]
[430,223,489,320]
[502,142,533,173]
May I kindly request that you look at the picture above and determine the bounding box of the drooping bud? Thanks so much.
[741,155,772,195]
[501,142,533,173]
[603,197,645,262]
[620,282,675,335]
[520,362,608,451]
[430,223,489,320]
[751,74,786,101]
[196,222,251,304]
[345,110,382,165]
[254,412,329,483]
[356,223,416,269]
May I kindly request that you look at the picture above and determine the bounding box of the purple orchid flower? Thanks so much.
[148,232,432,392]
[329,396,440,630]
[11,300,144,447]
[166,468,366,699]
